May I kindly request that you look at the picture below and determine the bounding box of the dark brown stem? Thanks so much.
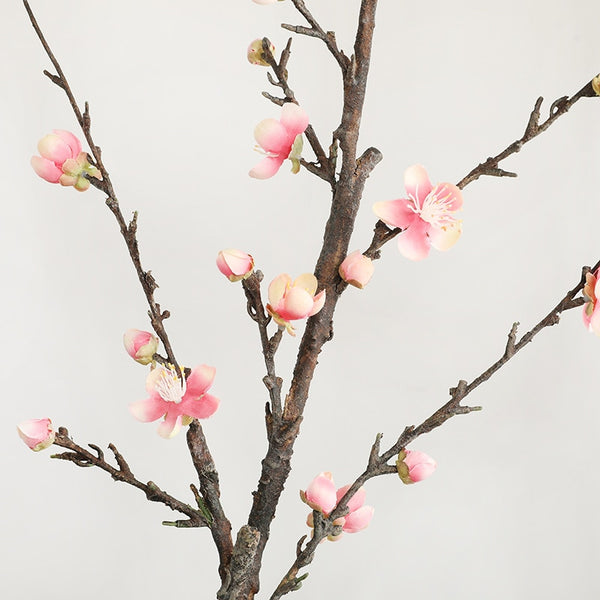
[51,427,206,527]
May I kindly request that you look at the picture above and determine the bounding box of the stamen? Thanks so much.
[155,366,186,404]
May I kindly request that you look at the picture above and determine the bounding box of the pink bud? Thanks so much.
[339,250,374,289]
[582,268,600,335]
[17,418,55,451]
[247,39,275,66]
[397,449,437,484]
[266,273,325,336]
[31,130,101,191]
[123,329,159,365]
[301,472,337,514]
[216,249,254,282]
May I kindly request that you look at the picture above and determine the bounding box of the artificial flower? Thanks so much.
[216,249,254,282]
[339,250,374,289]
[130,364,219,438]
[123,329,159,365]
[583,267,600,335]
[17,418,55,451]
[266,272,325,335]
[31,130,101,191]
[373,165,463,261]
[396,449,437,484]
[249,103,309,179]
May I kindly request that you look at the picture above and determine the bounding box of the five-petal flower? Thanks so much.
[373,165,463,261]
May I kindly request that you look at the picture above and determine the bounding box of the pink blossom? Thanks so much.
[582,268,600,335]
[123,329,159,365]
[373,165,463,261]
[216,249,254,282]
[130,364,219,438]
[397,449,437,484]
[339,250,374,289]
[31,130,101,191]
[249,103,309,179]
[266,273,325,336]
[301,473,374,541]
[17,418,55,451]
[247,39,275,66]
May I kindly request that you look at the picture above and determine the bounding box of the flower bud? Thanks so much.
[301,471,337,514]
[216,249,254,282]
[17,418,55,451]
[592,74,600,97]
[396,449,437,484]
[123,329,159,365]
[339,250,374,289]
[247,39,275,66]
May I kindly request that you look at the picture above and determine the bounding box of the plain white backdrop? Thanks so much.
[2,1,600,598]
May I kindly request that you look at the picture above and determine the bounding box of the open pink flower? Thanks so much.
[583,267,600,335]
[339,250,374,289]
[31,130,101,191]
[397,449,437,484]
[17,418,55,451]
[373,165,463,261]
[301,473,374,541]
[216,248,254,282]
[130,364,219,438]
[266,273,325,336]
[123,329,159,365]
[249,103,309,179]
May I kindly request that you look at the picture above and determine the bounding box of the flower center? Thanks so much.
[410,185,458,229]
[155,366,186,404]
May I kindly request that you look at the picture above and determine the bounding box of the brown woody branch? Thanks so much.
[51,427,206,527]
[270,260,595,598]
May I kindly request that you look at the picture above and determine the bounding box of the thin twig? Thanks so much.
[51,427,206,526]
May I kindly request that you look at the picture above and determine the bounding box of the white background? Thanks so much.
[2,1,600,598]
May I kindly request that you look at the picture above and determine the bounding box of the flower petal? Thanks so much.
[280,103,309,137]
[433,182,463,211]
[37,133,72,164]
[308,289,326,317]
[342,505,374,533]
[278,287,314,320]
[336,484,366,513]
[30,156,62,183]
[589,304,600,336]
[185,364,216,399]
[182,393,220,420]
[428,220,462,251]
[404,165,433,204]
[254,118,288,154]
[293,273,318,295]
[268,273,291,306]
[157,413,183,439]
[305,472,337,514]
[396,218,432,261]
[54,129,82,157]
[373,198,417,230]
[129,396,166,423]
[249,155,285,179]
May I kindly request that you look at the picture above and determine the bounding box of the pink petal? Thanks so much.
[336,484,366,513]
[268,273,291,306]
[129,396,166,423]
[182,393,220,420]
[278,287,314,320]
[249,155,285,179]
[373,199,417,230]
[342,505,374,533]
[589,304,600,336]
[185,365,216,399]
[305,472,337,514]
[308,289,326,317]
[404,165,433,204]
[54,129,82,157]
[37,134,72,165]
[428,220,462,251]
[157,413,183,439]
[396,218,432,261]
[280,103,309,137]
[30,156,62,183]
[254,118,288,154]
[293,273,318,295]
[432,182,463,211]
